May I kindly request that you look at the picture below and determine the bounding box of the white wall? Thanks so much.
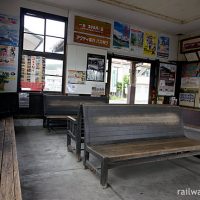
[68,10,178,62]
[1,0,68,17]
[66,45,107,94]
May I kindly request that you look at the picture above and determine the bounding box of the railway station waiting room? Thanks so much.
[1,0,200,199]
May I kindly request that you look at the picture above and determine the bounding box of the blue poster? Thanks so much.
[157,36,169,58]
[113,21,130,49]
[0,14,19,47]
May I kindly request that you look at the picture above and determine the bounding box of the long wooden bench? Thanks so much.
[0,117,22,200]
[43,94,107,130]
[83,104,200,188]
[66,97,108,161]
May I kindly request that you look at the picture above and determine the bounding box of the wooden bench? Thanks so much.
[83,104,200,188]
[43,94,107,130]
[66,97,108,161]
[0,117,22,200]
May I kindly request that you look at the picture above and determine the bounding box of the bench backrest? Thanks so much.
[43,95,108,116]
[83,104,184,145]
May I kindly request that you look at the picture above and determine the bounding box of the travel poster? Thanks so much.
[0,13,19,46]
[113,21,130,50]
[158,63,176,96]
[157,36,169,58]
[143,32,157,56]
[0,45,18,92]
[130,29,143,50]
[86,54,105,82]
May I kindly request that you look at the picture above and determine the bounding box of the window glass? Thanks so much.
[43,76,62,92]
[23,33,44,51]
[45,59,63,76]
[24,15,44,35]
[21,9,66,92]
[45,36,64,54]
[46,19,65,37]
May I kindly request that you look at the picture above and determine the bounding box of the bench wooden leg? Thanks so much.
[100,159,108,188]
[84,150,89,169]
[47,119,51,132]
[67,132,72,152]
[76,135,81,162]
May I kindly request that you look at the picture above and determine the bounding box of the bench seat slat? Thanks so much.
[45,115,70,119]
[88,137,200,161]
[0,117,22,200]
[1,118,15,199]
[10,118,22,200]
[0,120,5,172]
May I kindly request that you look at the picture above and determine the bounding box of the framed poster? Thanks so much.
[0,13,19,47]
[157,36,169,58]
[158,63,176,96]
[180,36,200,53]
[0,45,18,92]
[86,53,105,82]
[113,21,130,50]
[130,29,143,52]
[143,32,157,56]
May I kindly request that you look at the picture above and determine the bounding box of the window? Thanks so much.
[19,8,67,92]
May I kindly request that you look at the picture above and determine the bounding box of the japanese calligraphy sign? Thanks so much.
[74,16,111,37]
[74,15,111,48]
[74,32,110,48]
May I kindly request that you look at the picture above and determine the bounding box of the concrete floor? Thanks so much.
[15,126,200,200]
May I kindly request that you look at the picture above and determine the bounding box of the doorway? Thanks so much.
[134,63,151,104]
[109,58,131,104]
[108,56,151,104]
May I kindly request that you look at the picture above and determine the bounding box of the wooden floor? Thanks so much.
[89,137,200,160]
[0,117,22,200]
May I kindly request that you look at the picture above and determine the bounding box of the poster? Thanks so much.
[158,63,176,96]
[179,93,195,107]
[86,54,105,82]
[68,70,86,84]
[113,21,130,49]
[19,93,29,108]
[157,36,169,58]
[143,32,157,56]
[20,55,45,91]
[130,29,143,50]
[0,45,18,92]
[181,62,200,88]
[74,15,111,48]
[0,13,19,46]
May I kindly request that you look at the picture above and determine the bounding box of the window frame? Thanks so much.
[18,8,68,93]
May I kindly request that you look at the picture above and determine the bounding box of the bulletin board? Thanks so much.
[66,45,107,95]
